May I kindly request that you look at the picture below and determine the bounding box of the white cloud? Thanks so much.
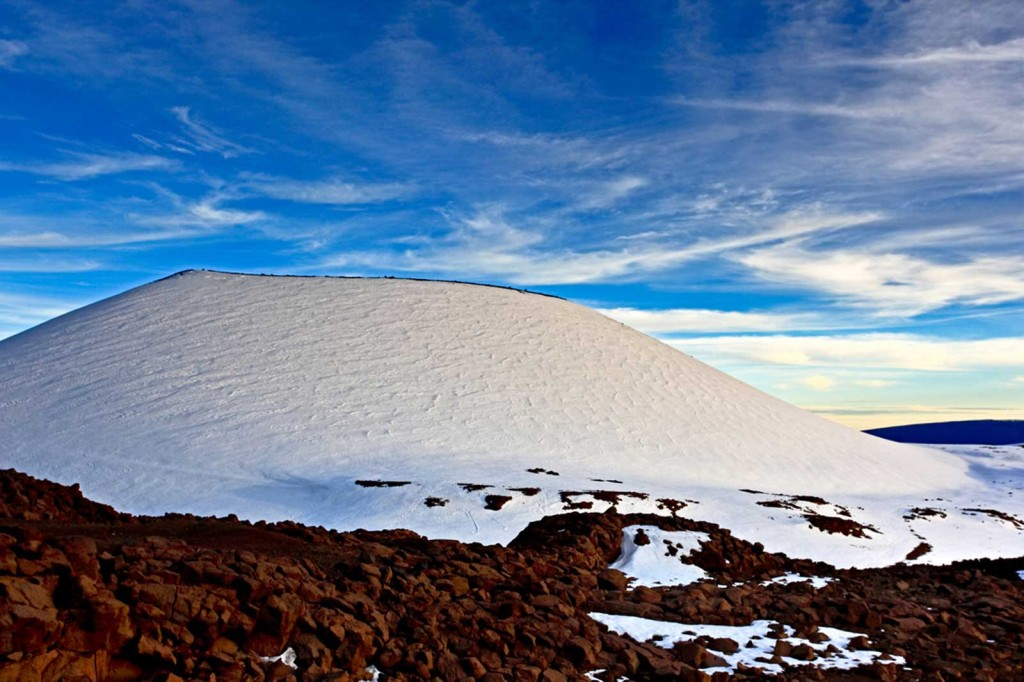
[240,174,409,205]
[673,334,1024,372]
[1014,376,1024,383]
[0,229,196,248]
[170,106,253,158]
[574,176,648,211]
[598,307,825,334]
[0,258,100,272]
[811,405,1024,431]
[0,208,203,249]
[460,130,629,171]
[674,3,1024,182]
[798,375,834,390]
[132,133,195,156]
[871,37,1024,66]
[187,200,265,226]
[326,206,882,285]
[0,40,28,68]
[133,185,267,230]
[0,152,176,180]
[674,97,890,121]
[0,291,81,339]
[853,379,896,388]
[737,243,1024,316]
[342,213,678,285]
[138,203,265,230]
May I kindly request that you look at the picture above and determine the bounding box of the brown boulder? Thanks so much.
[539,670,567,682]
[707,637,739,655]
[597,569,629,591]
[63,593,134,652]
[137,634,177,665]
[788,643,817,661]
[563,635,595,667]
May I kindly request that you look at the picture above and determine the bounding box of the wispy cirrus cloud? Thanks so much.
[572,176,648,212]
[123,182,268,230]
[674,334,1024,372]
[798,375,835,391]
[326,205,883,285]
[867,37,1024,66]
[737,244,1024,317]
[168,106,253,158]
[0,39,28,68]
[0,257,100,272]
[598,307,827,334]
[137,197,266,229]
[240,173,410,205]
[809,404,1024,430]
[674,97,891,121]
[0,152,176,180]
[854,380,897,388]
[0,229,196,248]
[323,208,670,285]
[457,130,632,172]
[0,291,82,340]
[672,1,1024,185]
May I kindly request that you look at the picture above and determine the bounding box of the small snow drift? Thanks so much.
[609,525,710,588]
[0,270,999,564]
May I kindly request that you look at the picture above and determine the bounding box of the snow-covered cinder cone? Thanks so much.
[3,270,1017,567]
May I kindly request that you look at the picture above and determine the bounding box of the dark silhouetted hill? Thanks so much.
[867,420,1024,445]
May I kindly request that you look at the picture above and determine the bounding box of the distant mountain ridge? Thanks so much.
[867,420,1024,445]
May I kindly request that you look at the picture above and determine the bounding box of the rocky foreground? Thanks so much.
[1,469,1023,681]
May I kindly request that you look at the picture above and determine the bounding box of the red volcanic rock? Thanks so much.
[0,468,1022,680]
[707,637,739,655]
[805,513,879,538]
[905,542,932,561]
[484,495,514,511]
[0,468,125,524]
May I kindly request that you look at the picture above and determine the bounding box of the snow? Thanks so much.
[0,270,1020,567]
[610,525,710,587]
[259,647,297,670]
[590,613,905,675]
[584,671,627,682]
[761,573,835,589]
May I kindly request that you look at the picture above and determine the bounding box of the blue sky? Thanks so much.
[1,0,1022,428]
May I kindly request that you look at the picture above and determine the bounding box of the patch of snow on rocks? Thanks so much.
[610,525,710,587]
[585,671,627,681]
[762,573,836,589]
[591,613,905,675]
[259,647,297,670]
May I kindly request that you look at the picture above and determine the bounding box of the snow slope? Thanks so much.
[0,270,1018,566]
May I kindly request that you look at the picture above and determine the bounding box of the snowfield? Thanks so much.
[0,270,1020,567]
[589,613,906,675]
